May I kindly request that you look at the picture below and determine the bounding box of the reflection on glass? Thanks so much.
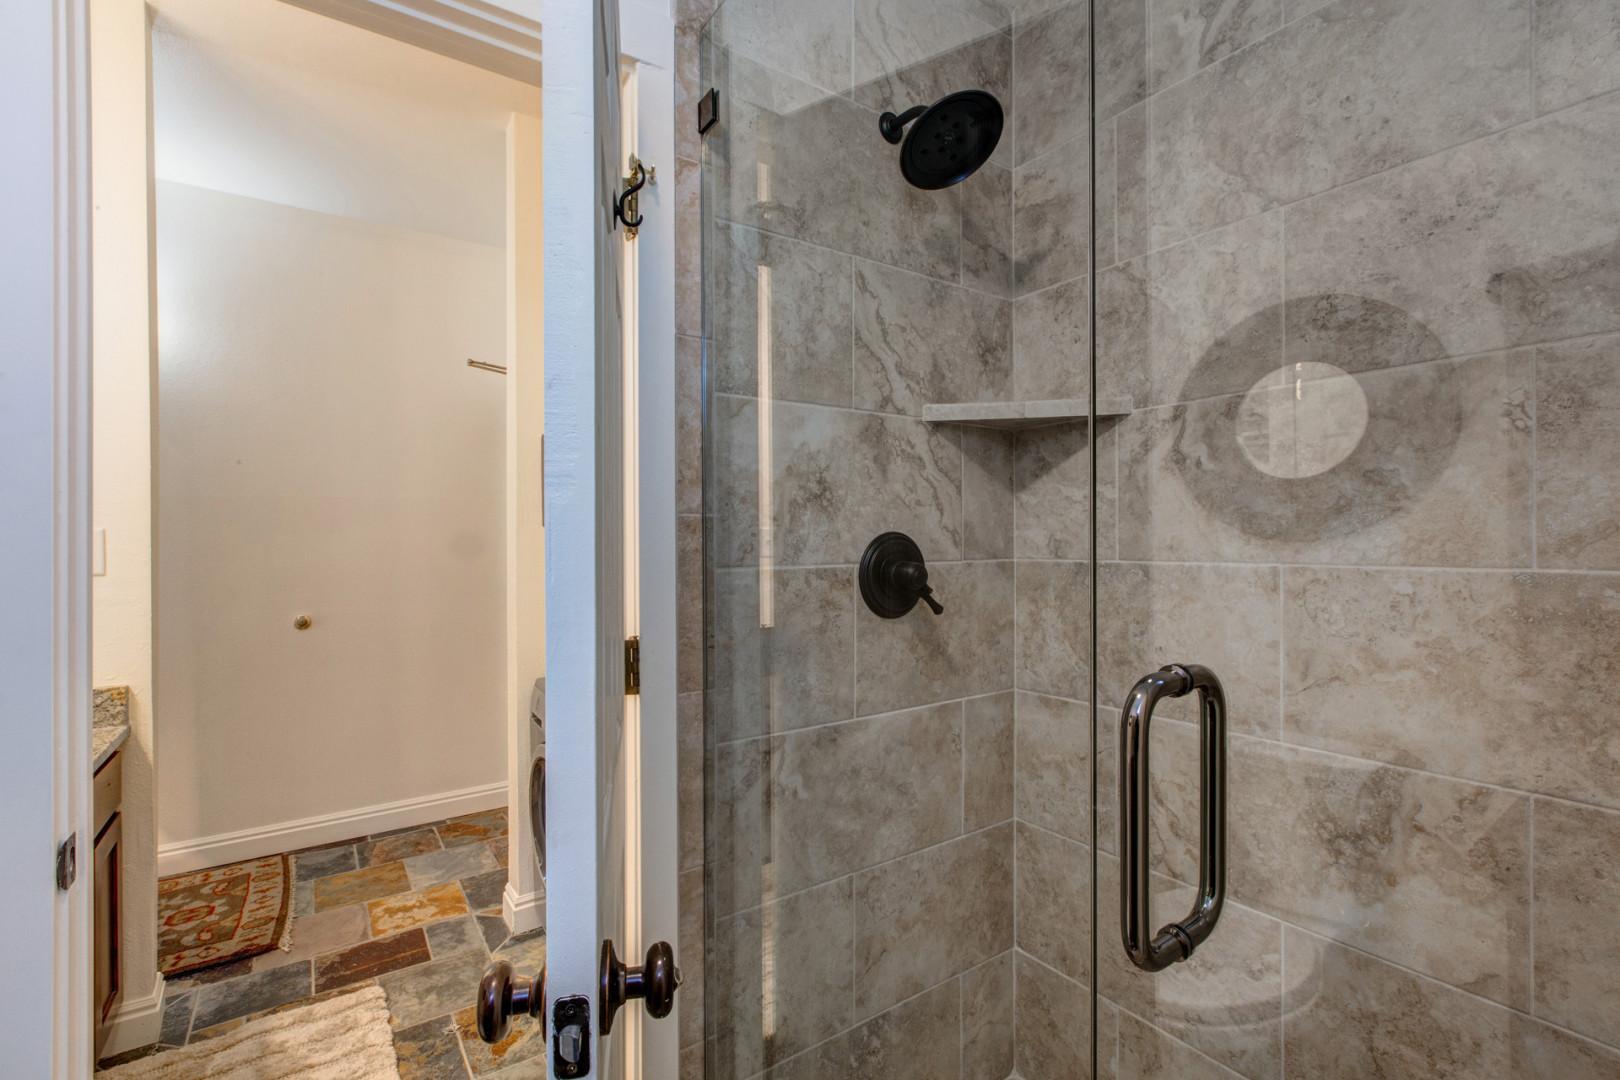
[1237,362,1369,480]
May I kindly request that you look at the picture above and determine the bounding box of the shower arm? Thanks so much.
[879,105,928,144]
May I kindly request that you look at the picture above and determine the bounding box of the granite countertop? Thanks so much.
[92,686,131,772]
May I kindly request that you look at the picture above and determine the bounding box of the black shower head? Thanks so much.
[880,90,1004,190]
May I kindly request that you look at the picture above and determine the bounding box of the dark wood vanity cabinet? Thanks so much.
[92,752,124,1057]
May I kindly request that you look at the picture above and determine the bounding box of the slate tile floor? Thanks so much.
[97,808,549,1078]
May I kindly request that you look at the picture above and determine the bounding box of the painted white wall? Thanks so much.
[151,0,539,247]
[504,111,547,931]
[154,182,508,850]
[89,0,163,1047]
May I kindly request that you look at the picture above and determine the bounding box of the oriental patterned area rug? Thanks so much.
[158,854,291,978]
[99,985,400,1080]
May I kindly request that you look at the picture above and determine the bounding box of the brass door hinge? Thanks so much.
[625,636,641,696]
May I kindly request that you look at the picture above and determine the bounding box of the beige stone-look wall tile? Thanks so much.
[1096,560,1280,738]
[1095,116,1119,270]
[1100,722,1535,1007]
[1230,738,1532,1009]
[1015,821,1092,980]
[674,0,713,165]
[1095,209,1281,410]
[1096,0,1150,121]
[964,691,1016,829]
[1532,799,1620,1047]
[706,735,768,918]
[1013,134,1091,295]
[853,824,1014,1018]
[1115,354,1534,568]
[963,161,1016,297]
[1283,91,1620,365]
[853,259,1014,415]
[710,566,854,740]
[962,951,1016,1078]
[676,156,703,338]
[709,398,964,569]
[1142,0,1530,249]
[1012,275,1089,401]
[1014,690,1090,841]
[963,426,1016,559]
[1014,558,1091,699]
[1015,951,1092,1079]
[676,336,703,515]
[678,691,705,872]
[1149,0,1282,91]
[678,865,706,1052]
[714,85,962,280]
[709,877,853,1077]
[711,702,965,910]
[708,392,760,567]
[855,560,1014,716]
[1534,0,1620,114]
[1535,333,1620,570]
[1283,927,1620,1079]
[762,978,962,1080]
[1284,566,1620,807]
[1008,558,1089,678]
[1012,1,1091,165]
[1014,421,1095,560]
[710,0,853,96]
[678,514,704,693]
[710,225,853,406]
[1096,856,1283,1078]
[1114,1011,1241,1080]
[1114,99,1150,263]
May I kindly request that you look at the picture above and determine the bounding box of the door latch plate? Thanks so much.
[552,995,591,1078]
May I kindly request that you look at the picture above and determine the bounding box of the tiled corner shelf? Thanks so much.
[921,397,1134,430]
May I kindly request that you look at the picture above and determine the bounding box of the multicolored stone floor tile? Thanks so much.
[96,808,544,1079]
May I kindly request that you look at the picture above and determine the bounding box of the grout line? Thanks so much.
[1278,924,1287,1079]
[1530,343,1540,568]
[735,963,986,1080]
[712,819,1016,924]
[1529,797,1538,1018]
[1289,922,1620,1059]
[1023,554,1620,579]
[1122,708,1620,818]
[1277,564,1287,740]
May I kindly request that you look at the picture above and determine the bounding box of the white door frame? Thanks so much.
[0,3,94,1076]
[1,0,677,1072]
[619,2,680,1070]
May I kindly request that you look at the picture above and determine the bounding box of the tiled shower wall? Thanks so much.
[693,0,1026,1073]
[1081,0,1620,1077]
[679,0,1620,1077]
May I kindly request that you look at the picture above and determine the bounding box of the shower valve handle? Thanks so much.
[894,562,944,614]
[860,533,944,618]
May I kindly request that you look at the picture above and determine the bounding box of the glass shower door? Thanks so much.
[1091,1,1620,1078]
[698,1,1091,1077]
[698,0,1620,1077]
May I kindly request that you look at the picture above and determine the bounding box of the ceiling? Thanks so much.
[151,0,541,246]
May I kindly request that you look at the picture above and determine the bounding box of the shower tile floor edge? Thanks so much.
[95,807,547,1079]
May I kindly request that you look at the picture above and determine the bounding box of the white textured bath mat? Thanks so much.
[99,986,401,1080]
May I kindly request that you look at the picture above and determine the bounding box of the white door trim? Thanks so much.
[0,2,94,1076]
[619,0,680,1071]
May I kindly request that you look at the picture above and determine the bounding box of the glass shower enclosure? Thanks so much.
[697,0,1620,1076]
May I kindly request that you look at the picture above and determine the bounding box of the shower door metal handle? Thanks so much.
[1119,664,1226,972]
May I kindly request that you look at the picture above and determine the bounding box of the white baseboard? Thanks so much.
[157,781,508,876]
[100,974,166,1059]
[502,879,545,935]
